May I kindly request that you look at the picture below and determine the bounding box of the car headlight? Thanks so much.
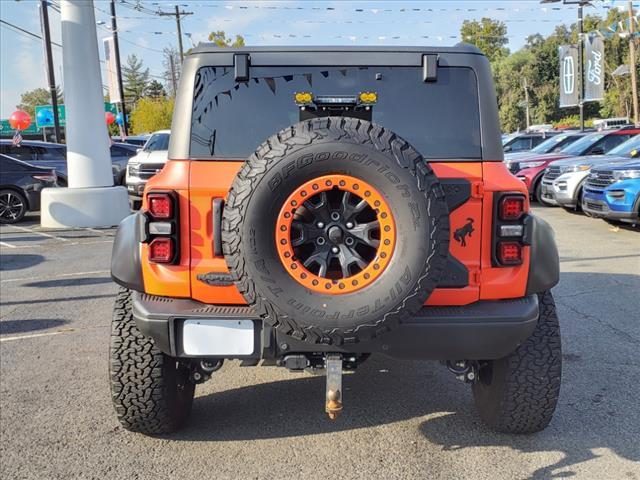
[612,169,640,180]
[128,163,140,176]
[519,160,546,169]
[561,164,591,173]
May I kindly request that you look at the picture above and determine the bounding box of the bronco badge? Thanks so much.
[454,218,474,247]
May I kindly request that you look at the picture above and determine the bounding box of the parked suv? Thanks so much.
[502,131,557,153]
[541,134,640,210]
[582,160,640,224]
[509,128,638,205]
[504,132,584,163]
[125,130,170,207]
[111,45,561,435]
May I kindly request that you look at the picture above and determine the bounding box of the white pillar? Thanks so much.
[40,0,129,228]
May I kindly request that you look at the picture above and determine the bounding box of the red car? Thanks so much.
[507,127,640,204]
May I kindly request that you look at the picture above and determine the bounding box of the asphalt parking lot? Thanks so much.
[1,207,639,480]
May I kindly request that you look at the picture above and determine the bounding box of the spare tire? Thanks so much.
[222,117,449,346]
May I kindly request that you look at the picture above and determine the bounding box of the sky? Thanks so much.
[0,0,633,118]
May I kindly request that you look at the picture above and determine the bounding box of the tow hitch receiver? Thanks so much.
[325,354,343,420]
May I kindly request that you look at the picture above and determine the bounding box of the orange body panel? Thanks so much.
[189,161,245,304]
[141,159,531,306]
[140,160,191,297]
[478,162,530,300]
[426,162,483,306]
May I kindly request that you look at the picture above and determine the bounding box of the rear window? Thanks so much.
[190,66,481,159]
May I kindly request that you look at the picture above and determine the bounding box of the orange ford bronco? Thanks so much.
[110,46,561,435]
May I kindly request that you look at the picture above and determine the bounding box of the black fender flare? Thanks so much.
[111,212,146,292]
[524,214,559,295]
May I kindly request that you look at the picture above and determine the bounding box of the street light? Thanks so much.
[540,0,592,131]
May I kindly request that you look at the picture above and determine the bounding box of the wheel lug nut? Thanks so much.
[346,221,354,229]
[317,222,324,228]
[317,237,326,245]
[331,246,339,254]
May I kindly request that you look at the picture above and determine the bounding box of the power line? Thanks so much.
[0,19,62,48]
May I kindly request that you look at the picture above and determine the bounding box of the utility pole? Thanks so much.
[110,0,128,136]
[577,3,585,131]
[157,6,192,62]
[39,0,61,143]
[523,77,531,130]
[629,0,639,126]
[169,52,178,96]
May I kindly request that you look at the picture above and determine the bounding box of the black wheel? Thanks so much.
[223,117,450,346]
[109,288,195,434]
[472,291,562,434]
[0,189,28,224]
[534,182,553,207]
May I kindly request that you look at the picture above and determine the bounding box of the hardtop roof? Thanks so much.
[189,44,483,56]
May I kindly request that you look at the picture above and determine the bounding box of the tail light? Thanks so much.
[148,238,174,263]
[148,192,173,219]
[144,190,179,264]
[32,170,58,184]
[493,193,529,267]
[497,241,522,265]
[499,195,524,220]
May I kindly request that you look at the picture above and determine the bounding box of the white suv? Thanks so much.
[126,130,170,205]
[541,134,640,209]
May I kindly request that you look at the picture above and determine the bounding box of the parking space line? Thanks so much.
[10,225,69,242]
[0,241,17,249]
[0,269,110,284]
[1,329,74,342]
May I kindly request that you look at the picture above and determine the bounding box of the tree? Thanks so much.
[123,54,150,103]
[129,97,174,134]
[16,87,63,117]
[207,30,245,47]
[460,18,509,63]
[145,80,166,98]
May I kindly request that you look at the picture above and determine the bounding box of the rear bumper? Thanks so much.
[132,292,540,361]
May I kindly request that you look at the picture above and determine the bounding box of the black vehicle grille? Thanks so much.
[584,200,605,212]
[585,170,615,191]
[543,166,562,182]
[139,163,166,179]
[508,162,520,174]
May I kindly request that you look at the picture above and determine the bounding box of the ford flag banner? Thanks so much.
[559,45,579,108]
[584,35,605,102]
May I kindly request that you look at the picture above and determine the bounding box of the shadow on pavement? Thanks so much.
[1,294,114,307]
[24,276,113,288]
[0,319,67,335]
[0,254,45,271]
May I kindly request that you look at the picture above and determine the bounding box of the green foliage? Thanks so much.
[145,80,166,99]
[460,18,509,62]
[129,97,174,135]
[16,87,63,117]
[484,8,639,132]
[208,31,245,47]
[123,54,150,103]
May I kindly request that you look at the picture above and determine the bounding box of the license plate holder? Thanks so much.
[182,319,255,356]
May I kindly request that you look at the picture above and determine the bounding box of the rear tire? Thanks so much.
[0,189,28,224]
[109,288,195,434]
[472,291,561,434]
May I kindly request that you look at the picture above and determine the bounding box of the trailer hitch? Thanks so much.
[325,353,343,420]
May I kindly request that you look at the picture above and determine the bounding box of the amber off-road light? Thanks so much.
[359,91,378,104]
[294,92,313,105]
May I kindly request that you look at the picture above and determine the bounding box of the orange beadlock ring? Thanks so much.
[275,174,396,294]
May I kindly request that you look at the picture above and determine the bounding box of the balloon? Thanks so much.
[9,110,31,130]
[36,109,54,126]
[116,113,129,125]
[105,112,116,125]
